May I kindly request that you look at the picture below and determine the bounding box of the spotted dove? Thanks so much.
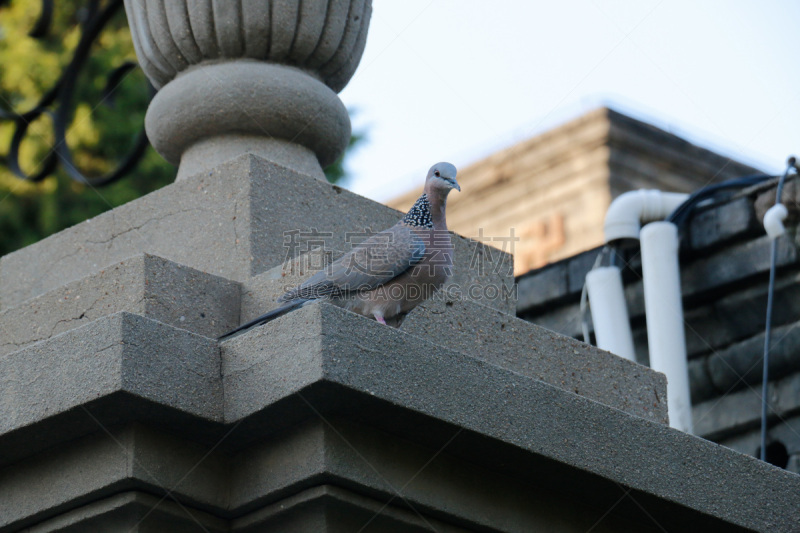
[220,162,460,339]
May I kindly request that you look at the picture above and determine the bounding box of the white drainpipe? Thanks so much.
[586,190,693,432]
[585,267,636,361]
[603,190,689,241]
[640,222,693,433]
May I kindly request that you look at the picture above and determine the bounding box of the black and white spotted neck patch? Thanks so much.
[402,194,433,228]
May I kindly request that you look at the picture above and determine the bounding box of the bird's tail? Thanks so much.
[218,300,307,340]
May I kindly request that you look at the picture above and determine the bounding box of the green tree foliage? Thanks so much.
[0,1,360,258]
[0,1,173,257]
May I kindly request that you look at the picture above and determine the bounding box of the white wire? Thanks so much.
[760,157,796,463]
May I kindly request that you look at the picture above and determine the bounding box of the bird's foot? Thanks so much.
[375,315,387,325]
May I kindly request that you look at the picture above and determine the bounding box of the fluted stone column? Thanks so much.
[124,0,371,180]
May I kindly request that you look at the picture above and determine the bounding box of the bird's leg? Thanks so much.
[374,313,387,325]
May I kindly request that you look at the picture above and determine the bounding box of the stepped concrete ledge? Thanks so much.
[0,253,240,355]
[240,256,665,421]
[0,155,513,313]
[0,312,223,468]
[220,303,800,533]
[1,304,797,531]
[17,486,467,533]
[400,297,666,422]
[7,491,228,533]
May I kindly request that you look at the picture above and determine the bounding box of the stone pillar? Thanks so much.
[124,0,371,180]
[3,3,800,531]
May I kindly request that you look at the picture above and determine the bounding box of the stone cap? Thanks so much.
[0,155,513,312]
[3,305,798,531]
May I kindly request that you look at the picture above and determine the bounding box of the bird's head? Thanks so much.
[425,162,460,193]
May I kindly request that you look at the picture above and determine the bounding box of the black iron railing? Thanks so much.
[0,0,151,186]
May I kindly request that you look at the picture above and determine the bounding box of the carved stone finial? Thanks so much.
[123,0,372,180]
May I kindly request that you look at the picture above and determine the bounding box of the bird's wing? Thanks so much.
[279,224,425,302]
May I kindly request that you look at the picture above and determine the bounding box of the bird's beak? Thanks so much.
[452,179,461,192]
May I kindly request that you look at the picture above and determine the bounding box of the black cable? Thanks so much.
[761,157,797,462]
[668,173,776,227]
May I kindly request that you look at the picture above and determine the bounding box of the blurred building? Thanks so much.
[388,107,760,274]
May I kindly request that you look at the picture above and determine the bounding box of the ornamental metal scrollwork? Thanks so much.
[0,0,152,186]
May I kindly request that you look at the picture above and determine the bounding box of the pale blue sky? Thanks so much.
[339,1,800,202]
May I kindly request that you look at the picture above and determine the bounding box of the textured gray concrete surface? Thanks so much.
[232,485,471,533]
[2,417,652,532]
[1,428,132,531]
[221,303,800,532]
[0,312,222,439]
[0,417,731,533]
[1,155,513,313]
[176,134,328,182]
[0,253,239,355]
[237,418,673,533]
[17,480,467,532]
[0,425,229,531]
[2,304,797,531]
[402,297,667,422]
[239,260,664,424]
[21,492,228,533]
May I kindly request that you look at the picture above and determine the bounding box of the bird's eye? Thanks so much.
[434,170,441,177]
